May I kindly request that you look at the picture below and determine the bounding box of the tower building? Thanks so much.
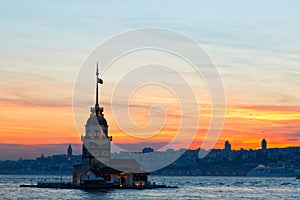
[224,140,231,152]
[73,62,148,187]
[81,62,112,167]
[67,144,73,161]
[261,139,267,150]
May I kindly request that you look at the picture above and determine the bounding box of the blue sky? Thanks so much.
[0,0,300,158]
[1,0,299,107]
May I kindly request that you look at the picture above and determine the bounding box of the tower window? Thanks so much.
[95,130,99,137]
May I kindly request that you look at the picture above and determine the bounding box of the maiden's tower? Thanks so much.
[72,63,148,187]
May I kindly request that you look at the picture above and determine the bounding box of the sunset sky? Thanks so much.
[0,1,300,159]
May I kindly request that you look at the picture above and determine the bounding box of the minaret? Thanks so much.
[67,144,73,161]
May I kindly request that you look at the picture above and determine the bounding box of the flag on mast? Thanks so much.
[98,77,103,84]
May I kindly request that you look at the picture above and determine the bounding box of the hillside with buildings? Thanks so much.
[1,141,299,176]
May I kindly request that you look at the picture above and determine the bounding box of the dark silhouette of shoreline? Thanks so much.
[1,146,299,176]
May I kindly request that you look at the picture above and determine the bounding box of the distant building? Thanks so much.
[67,144,73,161]
[224,141,231,152]
[261,139,267,150]
[142,147,154,153]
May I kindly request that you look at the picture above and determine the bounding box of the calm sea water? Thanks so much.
[0,175,299,199]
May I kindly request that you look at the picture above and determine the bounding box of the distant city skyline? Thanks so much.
[2,143,299,177]
[0,138,296,161]
[0,1,300,158]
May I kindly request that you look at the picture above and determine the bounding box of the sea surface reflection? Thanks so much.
[0,175,299,199]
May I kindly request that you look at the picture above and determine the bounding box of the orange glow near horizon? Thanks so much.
[104,103,300,150]
[0,101,80,145]
[0,97,299,150]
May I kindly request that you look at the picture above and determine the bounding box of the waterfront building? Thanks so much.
[73,63,148,187]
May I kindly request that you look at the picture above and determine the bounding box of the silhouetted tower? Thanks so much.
[67,144,73,161]
[81,62,112,167]
[224,140,231,152]
[261,139,267,150]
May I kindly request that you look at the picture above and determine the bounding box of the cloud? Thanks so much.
[0,98,71,108]
[290,130,300,137]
